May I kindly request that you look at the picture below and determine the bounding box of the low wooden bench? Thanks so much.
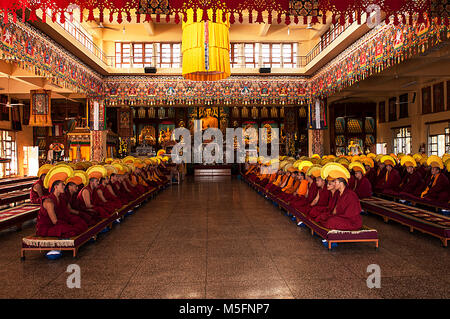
[0,176,37,186]
[0,190,30,206]
[0,181,35,195]
[0,203,40,232]
[20,186,161,259]
[374,192,450,214]
[242,175,379,250]
[361,197,450,247]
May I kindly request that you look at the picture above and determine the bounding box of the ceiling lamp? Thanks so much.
[182,8,230,81]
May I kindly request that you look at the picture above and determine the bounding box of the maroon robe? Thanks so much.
[419,173,450,203]
[64,190,100,227]
[30,179,49,204]
[398,170,423,198]
[36,193,84,238]
[300,186,331,216]
[93,185,121,214]
[310,191,340,221]
[365,169,377,189]
[320,188,363,231]
[77,185,110,219]
[376,168,401,194]
[373,167,387,192]
[291,181,318,210]
[348,175,356,191]
[353,176,372,199]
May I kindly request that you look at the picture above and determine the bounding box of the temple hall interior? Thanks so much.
[0,1,449,300]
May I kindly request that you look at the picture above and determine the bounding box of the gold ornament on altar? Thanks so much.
[182,8,230,81]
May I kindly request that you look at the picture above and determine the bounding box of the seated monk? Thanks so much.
[417,156,449,204]
[136,168,154,192]
[95,177,123,213]
[373,162,386,191]
[262,170,278,191]
[77,177,111,219]
[318,167,363,231]
[265,170,284,194]
[30,164,52,204]
[291,167,321,214]
[290,170,317,210]
[397,156,424,199]
[271,170,294,197]
[268,171,289,196]
[349,162,372,199]
[278,170,300,203]
[363,158,376,188]
[64,181,100,227]
[375,156,401,194]
[310,177,340,223]
[36,180,86,238]
[129,169,148,195]
[123,173,142,200]
[108,174,128,206]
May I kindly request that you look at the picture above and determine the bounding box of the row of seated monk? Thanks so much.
[366,161,450,205]
[29,166,169,239]
[244,164,364,232]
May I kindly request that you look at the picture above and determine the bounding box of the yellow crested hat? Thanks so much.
[105,158,114,164]
[362,157,374,168]
[400,155,417,168]
[381,155,396,166]
[298,160,313,173]
[86,165,107,180]
[122,156,136,164]
[37,164,53,178]
[44,165,74,190]
[367,153,376,159]
[306,165,322,178]
[413,153,422,162]
[157,149,166,157]
[349,162,366,175]
[311,154,321,159]
[427,155,443,169]
[351,155,361,163]
[283,163,294,172]
[321,163,350,182]
[442,153,450,163]
[112,163,126,175]
[104,165,118,176]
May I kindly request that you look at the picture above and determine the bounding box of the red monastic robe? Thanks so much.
[354,176,372,199]
[320,188,363,231]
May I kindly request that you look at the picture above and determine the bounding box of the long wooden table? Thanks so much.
[0,181,35,194]
[0,203,40,232]
[0,176,37,186]
[0,190,30,206]
[374,192,450,213]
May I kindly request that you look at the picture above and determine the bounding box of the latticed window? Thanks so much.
[393,127,411,154]
[0,130,17,177]
[429,134,446,157]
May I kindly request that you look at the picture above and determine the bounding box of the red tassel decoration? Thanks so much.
[239,12,243,23]
[127,11,132,23]
[156,14,161,22]
[222,11,227,23]
[174,12,180,24]
[357,12,361,24]
[248,10,252,23]
[99,9,104,23]
[212,9,216,23]
[52,11,57,23]
[88,9,95,22]
[294,15,298,24]
[202,8,208,21]
[144,14,152,22]
[193,10,197,22]
[117,11,123,24]
[267,11,272,24]
[183,12,188,23]
[285,14,290,25]
[60,12,65,24]
[348,14,353,24]
[13,12,17,23]
[311,15,319,24]
[340,15,345,25]
[322,12,326,24]
[29,9,37,22]
[79,8,82,23]
[256,10,263,23]
[393,15,399,26]
[277,13,282,24]
[136,13,140,23]
[230,12,235,24]
[110,11,114,23]
[166,14,170,23]
[332,14,336,25]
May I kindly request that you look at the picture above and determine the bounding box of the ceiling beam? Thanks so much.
[258,23,271,37]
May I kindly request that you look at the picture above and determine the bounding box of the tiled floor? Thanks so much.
[0,176,449,298]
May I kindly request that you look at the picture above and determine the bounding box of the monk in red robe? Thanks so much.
[77,178,111,219]
[64,182,100,227]
[310,179,340,223]
[36,180,86,238]
[398,164,424,199]
[291,172,317,211]
[418,166,449,204]
[30,174,49,204]
[353,170,372,199]
[319,177,363,231]
[94,177,123,214]
[298,176,331,217]
[376,163,401,194]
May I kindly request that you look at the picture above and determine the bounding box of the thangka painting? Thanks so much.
[88,99,105,131]
[29,90,52,126]
[308,98,327,130]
